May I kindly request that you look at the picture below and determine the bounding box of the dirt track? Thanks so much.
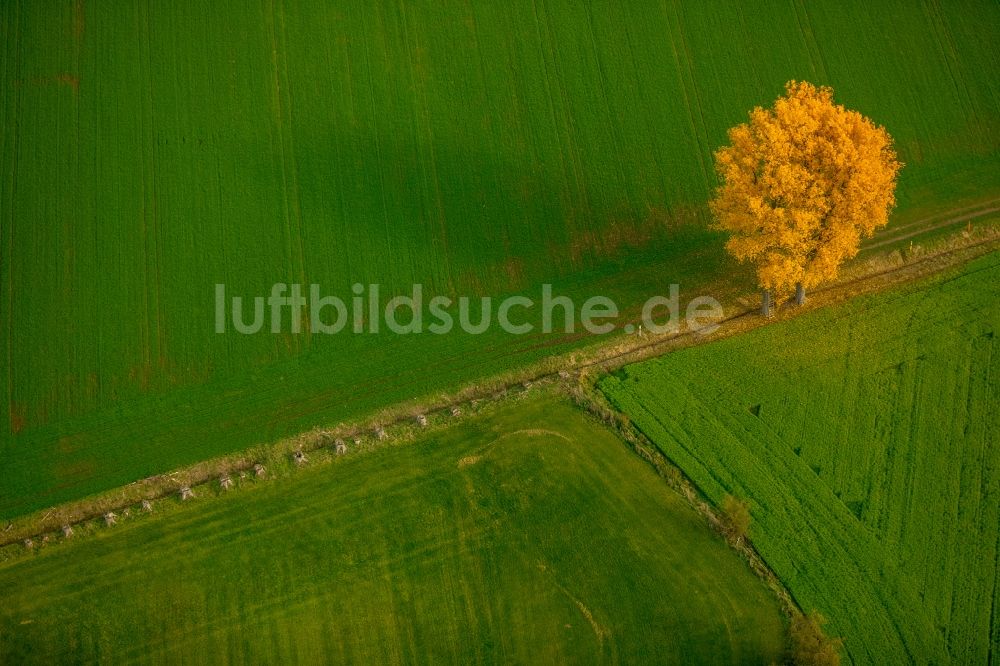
[864,201,1000,251]
[3,200,999,548]
[585,228,999,374]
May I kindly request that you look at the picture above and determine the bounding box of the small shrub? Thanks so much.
[789,610,842,666]
[720,495,751,544]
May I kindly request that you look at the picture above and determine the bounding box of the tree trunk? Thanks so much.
[761,289,772,317]
[795,282,806,305]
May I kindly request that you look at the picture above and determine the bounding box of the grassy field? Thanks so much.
[601,252,1000,664]
[0,394,785,664]
[3,0,1000,517]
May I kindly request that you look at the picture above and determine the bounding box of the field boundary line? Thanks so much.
[585,225,1000,375]
[567,383,801,621]
[1,207,998,550]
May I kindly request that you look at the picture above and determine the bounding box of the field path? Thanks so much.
[2,200,998,546]
[864,199,1000,251]
[582,204,1000,374]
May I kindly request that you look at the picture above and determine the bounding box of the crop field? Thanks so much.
[3,0,1000,517]
[0,394,785,663]
[601,252,1000,664]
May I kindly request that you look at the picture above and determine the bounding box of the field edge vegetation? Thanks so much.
[599,251,1000,664]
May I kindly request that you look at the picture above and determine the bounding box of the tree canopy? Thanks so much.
[710,81,901,298]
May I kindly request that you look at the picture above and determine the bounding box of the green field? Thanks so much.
[0,394,785,663]
[601,252,1000,664]
[3,0,1000,518]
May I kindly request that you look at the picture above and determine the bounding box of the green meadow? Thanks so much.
[0,395,785,664]
[3,0,1000,516]
[601,252,1000,664]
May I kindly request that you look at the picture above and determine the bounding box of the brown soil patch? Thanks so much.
[56,74,80,93]
[9,403,26,435]
[566,204,702,265]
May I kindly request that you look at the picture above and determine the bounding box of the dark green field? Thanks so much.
[0,394,785,664]
[601,252,1000,664]
[3,0,1000,518]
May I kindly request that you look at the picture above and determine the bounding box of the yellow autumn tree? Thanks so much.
[710,81,901,314]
